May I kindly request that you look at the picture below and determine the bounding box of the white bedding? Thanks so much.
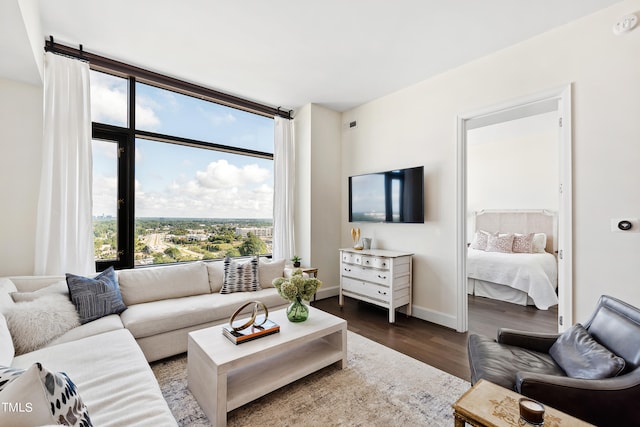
[467,248,558,310]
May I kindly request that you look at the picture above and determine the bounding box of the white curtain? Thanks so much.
[272,116,295,260]
[34,52,95,276]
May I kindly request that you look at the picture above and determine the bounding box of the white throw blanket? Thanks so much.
[467,249,558,310]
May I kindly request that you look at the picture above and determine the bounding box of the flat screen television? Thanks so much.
[349,166,424,223]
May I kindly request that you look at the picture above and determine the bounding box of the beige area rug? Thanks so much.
[151,331,470,426]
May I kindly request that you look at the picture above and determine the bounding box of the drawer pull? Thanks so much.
[344,268,351,272]
[378,275,387,280]
[377,290,387,296]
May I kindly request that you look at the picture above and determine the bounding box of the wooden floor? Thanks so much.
[313,295,558,381]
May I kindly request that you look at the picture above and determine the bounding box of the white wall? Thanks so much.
[341,0,640,325]
[0,78,43,275]
[294,104,342,296]
[467,112,559,237]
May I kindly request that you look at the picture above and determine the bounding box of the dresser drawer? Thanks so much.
[342,277,390,302]
[341,252,362,265]
[341,264,391,286]
[361,256,390,270]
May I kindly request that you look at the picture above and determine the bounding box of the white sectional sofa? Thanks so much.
[0,258,290,426]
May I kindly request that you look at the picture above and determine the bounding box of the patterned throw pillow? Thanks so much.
[66,266,127,324]
[470,230,494,251]
[513,233,534,253]
[220,256,261,294]
[0,363,92,426]
[486,233,515,253]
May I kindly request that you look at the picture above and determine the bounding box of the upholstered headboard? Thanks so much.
[474,209,557,253]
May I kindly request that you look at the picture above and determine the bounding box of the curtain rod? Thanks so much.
[44,36,293,120]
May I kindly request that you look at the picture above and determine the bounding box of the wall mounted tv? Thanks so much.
[349,166,424,223]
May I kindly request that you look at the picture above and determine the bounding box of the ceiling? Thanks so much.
[3,0,622,112]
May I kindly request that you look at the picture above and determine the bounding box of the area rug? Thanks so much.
[151,331,470,426]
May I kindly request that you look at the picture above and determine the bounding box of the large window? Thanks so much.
[90,70,274,270]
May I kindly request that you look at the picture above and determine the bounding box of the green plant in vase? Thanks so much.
[273,269,321,322]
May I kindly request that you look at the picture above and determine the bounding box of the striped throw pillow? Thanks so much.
[220,256,261,294]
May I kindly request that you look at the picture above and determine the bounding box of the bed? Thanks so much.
[466,210,558,310]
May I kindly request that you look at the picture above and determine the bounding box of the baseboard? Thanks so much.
[316,286,339,300]
[410,304,458,330]
[315,289,457,330]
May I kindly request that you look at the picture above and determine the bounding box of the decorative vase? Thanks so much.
[287,296,309,322]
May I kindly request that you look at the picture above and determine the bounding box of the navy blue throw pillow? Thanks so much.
[66,266,127,324]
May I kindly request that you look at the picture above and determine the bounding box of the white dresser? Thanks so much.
[339,248,413,323]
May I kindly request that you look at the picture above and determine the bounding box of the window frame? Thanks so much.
[92,73,275,271]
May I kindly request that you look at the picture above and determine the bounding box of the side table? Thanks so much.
[452,380,595,427]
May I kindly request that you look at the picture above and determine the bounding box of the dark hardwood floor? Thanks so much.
[313,295,557,381]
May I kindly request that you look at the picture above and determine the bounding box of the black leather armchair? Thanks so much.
[467,295,640,427]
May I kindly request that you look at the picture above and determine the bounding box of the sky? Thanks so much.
[90,71,275,219]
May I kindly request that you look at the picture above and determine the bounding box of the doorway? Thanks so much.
[456,85,573,333]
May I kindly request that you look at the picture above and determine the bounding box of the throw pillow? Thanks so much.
[469,230,494,251]
[11,280,69,302]
[0,363,92,427]
[66,266,127,324]
[4,294,80,355]
[549,324,626,380]
[0,313,14,365]
[512,233,534,253]
[532,233,547,253]
[220,256,260,294]
[485,233,515,253]
[258,257,285,289]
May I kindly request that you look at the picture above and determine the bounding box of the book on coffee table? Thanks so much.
[222,319,280,344]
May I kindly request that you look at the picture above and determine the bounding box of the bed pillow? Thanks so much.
[4,294,80,355]
[486,233,514,253]
[220,256,261,294]
[549,324,625,379]
[470,230,494,250]
[0,363,92,427]
[532,233,547,253]
[66,266,127,324]
[513,233,534,253]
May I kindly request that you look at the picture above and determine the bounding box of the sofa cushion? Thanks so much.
[120,288,284,339]
[549,323,626,379]
[0,312,14,366]
[118,261,210,305]
[0,363,91,427]
[4,294,80,355]
[47,314,124,347]
[220,257,260,294]
[67,267,127,324]
[259,257,285,289]
[12,329,177,427]
[206,261,224,292]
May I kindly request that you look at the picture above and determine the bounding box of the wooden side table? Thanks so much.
[452,380,596,427]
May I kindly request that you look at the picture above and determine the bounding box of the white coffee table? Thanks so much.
[187,306,347,427]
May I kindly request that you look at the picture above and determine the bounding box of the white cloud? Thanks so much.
[134,160,273,218]
[196,160,269,189]
[90,72,160,129]
[92,175,118,217]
